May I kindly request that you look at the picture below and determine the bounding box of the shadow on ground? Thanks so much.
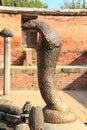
[0,120,14,130]
[69,51,87,65]
[63,72,87,90]
[65,90,87,108]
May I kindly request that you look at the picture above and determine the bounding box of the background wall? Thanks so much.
[0,13,87,90]
[0,13,24,65]
[38,15,87,65]
[0,14,87,65]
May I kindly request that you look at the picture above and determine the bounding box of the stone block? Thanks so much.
[44,120,87,130]
[21,114,29,123]
[0,104,23,115]
[15,123,30,130]
[5,114,22,124]
[0,111,5,120]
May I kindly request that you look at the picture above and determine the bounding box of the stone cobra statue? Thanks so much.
[23,20,76,123]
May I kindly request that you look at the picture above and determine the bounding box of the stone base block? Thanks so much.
[5,114,22,124]
[21,114,29,123]
[0,111,5,120]
[44,120,87,130]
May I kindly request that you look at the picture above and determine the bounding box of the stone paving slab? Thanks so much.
[44,120,87,130]
[0,120,87,130]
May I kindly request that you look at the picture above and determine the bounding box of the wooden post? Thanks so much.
[0,27,14,95]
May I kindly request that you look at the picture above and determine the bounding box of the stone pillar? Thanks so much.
[0,27,14,95]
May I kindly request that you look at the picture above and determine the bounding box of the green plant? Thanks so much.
[1,0,48,8]
[21,44,26,51]
[61,0,87,9]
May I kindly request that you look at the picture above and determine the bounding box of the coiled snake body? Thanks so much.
[23,20,76,123]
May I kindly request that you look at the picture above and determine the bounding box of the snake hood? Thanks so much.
[23,19,61,49]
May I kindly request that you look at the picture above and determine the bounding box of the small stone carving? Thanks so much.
[22,101,32,114]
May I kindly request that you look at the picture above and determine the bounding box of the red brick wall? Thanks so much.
[0,14,87,90]
[55,68,87,90]
[0,14,87,65]
[10,68,87,90]
[0,67,87,90]
[0,13,24,65]
[38,16,87,65]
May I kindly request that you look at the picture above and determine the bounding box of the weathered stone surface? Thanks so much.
[0,119,86,130]
[22,101,32,114]
[0,121,14,130]
[61,68,87,73]
[0,27,14,37]
[0,6,87,16]
[21,114,29,123]
[5,114,22,124]
[29,106,44,130]
[0,111,5,120]
[15,123,30,130]
[44,120,87,130]
[0,104,23,115]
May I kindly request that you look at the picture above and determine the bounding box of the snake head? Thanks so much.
[22,20,37,30]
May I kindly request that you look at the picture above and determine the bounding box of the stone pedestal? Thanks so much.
[0,27,14,95]
[44,120,87,130]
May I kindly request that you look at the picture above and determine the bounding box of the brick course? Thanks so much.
[0,66,87,90]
